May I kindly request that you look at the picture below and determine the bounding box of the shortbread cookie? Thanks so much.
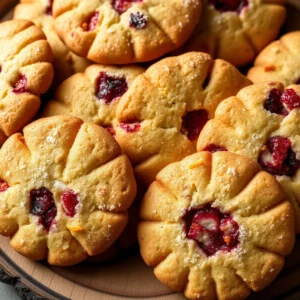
[0,20,53,146]
[198,82,300,232]
[0,116,136,266]
[116,52,251,186]
[14,0,91,85]
[248,31,300,86]
[52,0,202,64]
[42,64,145,134]
[180,0,286,67]
[138,151,295,300]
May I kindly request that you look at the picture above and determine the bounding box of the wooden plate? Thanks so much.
[1,1,300,299]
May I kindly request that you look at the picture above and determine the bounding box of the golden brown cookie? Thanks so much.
[138,151,295,300]
[14,0,91,85]
[116,52,251,186]
[0,19,53,146]
[52,0,202,64]
[198,82,300,232]
[248,31,300,86]
[180,0,286,67]
[0,115,136,266]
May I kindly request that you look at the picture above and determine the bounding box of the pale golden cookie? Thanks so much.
[116,52,251,186]
[52,0,202,64]
[0,115,136,266]
[138,151,295,300]
[198,82,300,232]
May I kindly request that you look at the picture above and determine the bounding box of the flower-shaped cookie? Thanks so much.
[52,0,202,64]
[0,20,53,145]
[0,116,136,266]
[14,0,91,85]
[248,31,300,86]
[180,0,286,67]
[198,82,300,232]
[116,52,251,186]
[138,152,295,300]
[42,64,144,136]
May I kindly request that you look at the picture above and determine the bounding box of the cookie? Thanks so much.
[198,82,300,232]
[0,20,53,146]
[138,151,295,300]
[248,31,300,86]
[52,0,202,64]
[116,52,251,186]
[179,0,286,67]
[0,115,136,266]
[42,64,145,135]
[14,0,91,85]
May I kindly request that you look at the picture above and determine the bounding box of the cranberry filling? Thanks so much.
[181,110,209,141]
[30,187,56,231]
[184,206,239,256]
[259,136,300,176]
[45,0,54,15]
[0,179,9,192]
[119,122,141,133]
[95,72,128,104]
[129,12,147,29]
[264,89,288,116]
[84,12,100,31]
[104,125,116,137]
[281,89,300,110]
[203,144,228,153]
[113,0,142,14]
[208,0,248,13]
[61,190,79,217]
[13,75,28,94]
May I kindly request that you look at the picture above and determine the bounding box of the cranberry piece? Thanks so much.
[220,217,239,247]
[13,75,28,94]
[95,72,128,104]
[203,144,227,153]
[129,12,147,29]
[120,122,141,133]
[85,12,99,31]
[264,89,288,116]
[45,0,54,15]
[259,136,300,176]
[0,179,9,192]
[280,89,300,110]
[104,125,116,137]
[192,208,220,234]
[43,207,57,230]
[61,190,79,217]
[113,0,142,14]
[181,110,209,141]
[209,0,248,13]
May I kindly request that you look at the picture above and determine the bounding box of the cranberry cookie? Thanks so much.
[198,82,300,232]
[0,116,136,266]
[14,0,91,85]
[52,0,202,64]
[0,20,53,145]
[180,0,286,67]
[116,52,251,186]
[138,151,295,300]
[248,31,300,86]
[42,64,144,135]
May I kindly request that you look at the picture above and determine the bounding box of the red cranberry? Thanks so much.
[192,208,220,234]
[113,0,142,14]
[61,190,79,217]
[259,136,300,176]
[129,12,147,29]
[85,12,99,31]
[0,179,9,192]
[45,0,54,15]
[203,144,227,153]
[208,0,248,13]
[104,125,116,137]
[95,72,128,104]
[119,122,141,133]
[181,110,208,141]
[280,89,300,110]
[13,75,28,94]
[264,89,288,116]
[43,207,57,230]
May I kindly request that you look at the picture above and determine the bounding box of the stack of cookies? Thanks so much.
[0,0,298,299]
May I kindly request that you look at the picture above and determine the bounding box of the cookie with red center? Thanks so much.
[248,31,300,86]
[177,0,285,67]
[0,20,53,146]
[116,52,251,186]
[138,151,295,300]
[0,115,136,266]
[14,0,91,85]
[42,64,144,136]
[52,0,202,64]
[198,82,300,232]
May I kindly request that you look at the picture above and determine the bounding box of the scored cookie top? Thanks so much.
[116,52,251,186]
[0,115,136,266]
[180,0,286,67]
[248,31,300,86]
[0,20,53,145]
[138,151,295,300]
[52,0,202,64]
[14,0,91,85]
